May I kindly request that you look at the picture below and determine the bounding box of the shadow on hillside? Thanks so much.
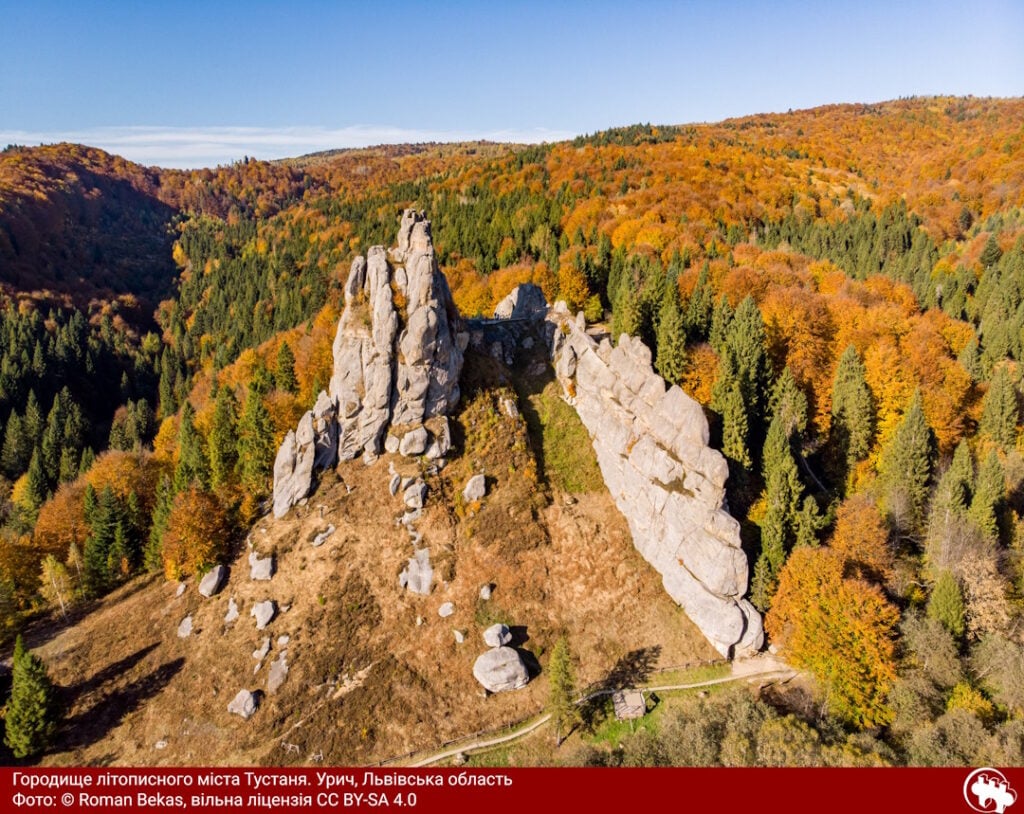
[6,574,162,663]
[64,642,160,707]
[579,645,662,732]
[59,657,184,751]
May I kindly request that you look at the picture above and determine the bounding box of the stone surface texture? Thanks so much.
[472,647,529,693]
[272,210,465,517]
[546,303,763,658]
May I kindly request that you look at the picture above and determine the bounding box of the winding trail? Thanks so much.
[404,657,797,767]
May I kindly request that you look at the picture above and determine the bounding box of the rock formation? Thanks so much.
[198,565,226,598]
[473,647,529,693]
[272,210,465,518]
[546,301,763,658]
[493,283,548,321]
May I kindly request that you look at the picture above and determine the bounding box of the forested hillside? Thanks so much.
[2,96,1024,765]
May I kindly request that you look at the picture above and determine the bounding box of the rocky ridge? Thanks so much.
[546,301,763,657]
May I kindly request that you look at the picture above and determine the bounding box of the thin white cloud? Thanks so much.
[0,125,577,169]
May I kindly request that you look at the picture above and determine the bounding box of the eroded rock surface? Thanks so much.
[272,210,465,517]
[473,647,529,693]
[547,304,763,658]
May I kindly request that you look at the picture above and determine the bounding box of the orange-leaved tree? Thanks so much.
[161,488,232,580]
[765,546,898,729]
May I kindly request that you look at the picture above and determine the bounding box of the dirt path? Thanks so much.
[404,656,798,767]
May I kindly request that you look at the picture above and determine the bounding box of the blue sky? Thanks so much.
[1,0,1022,168]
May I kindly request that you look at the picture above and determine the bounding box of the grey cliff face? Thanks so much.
[546,301,763,658]
[272,210,465,518]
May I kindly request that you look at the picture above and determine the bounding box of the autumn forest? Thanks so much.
[2,96,1024,765]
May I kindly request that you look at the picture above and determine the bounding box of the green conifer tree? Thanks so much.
[979,365,1018,451]
[237,387,275,497]
[174,402,209,492]
[4,636,59,759]
[829,345,874,488]
[927,570,966,640]
[970,450,1004,539]
[654,283,687,384]
[144,475,174,573]
[209,386,239,490]
[879,390,934,531]
[275,342,298,394]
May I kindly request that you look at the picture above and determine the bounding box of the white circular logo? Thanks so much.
[964,768,1017,814]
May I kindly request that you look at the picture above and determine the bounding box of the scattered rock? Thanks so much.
[177,615,193,638]
[438,602,455,618]
[175,582,186,597]
[425,417,452,460]
[249,551,275,581]
[473,647,529,693]
[385,434,400,454]
[463,474,487,503]
[389,473,401,496]
[224,597,239,624]
[267,653,289,694]
[399,427,428,457]
[199,565,227,598]
[311,525,335,547]
[252,637,271,660]
[227,689,258,720]
[251,600,277,630]
[399,549,433,595]
[404,480,427,510]
[482,623,512,648]
[154,740,168,750]
[277,635,290,647]
[454,630,465,644]
[479,584,493,601]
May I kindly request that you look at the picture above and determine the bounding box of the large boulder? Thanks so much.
[473,647,529,693]
[198,565,226,598]
[493,283,548,321]
[251,600,276,630]
[463,474,487,503]
[227,689,258,720]
[546,310,764,658]
[249,551,274,581]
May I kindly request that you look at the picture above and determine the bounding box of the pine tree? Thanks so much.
[144,475,174,573]
[174,402,209,491]
[0,411,26,478]
[610,283,642,341]
[237,387,275,497]
[709,295,734,354]
[83,486,117,597]
[22,390,43,450]
[4,636,59,759]
[879,390,934,532]
[23,447,48,518]
[209,386,239,490]
[970,450,1004,539]
[713,363,752,470]
[547,636,578,746]
[654,282,687,384]
[980,234,1003,268]
[979,365,1018,451]
[829,345,874,488]
[684,263,714,340]
[275,342,298,394]
[927,570,966,640]
[752,409,805,611]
